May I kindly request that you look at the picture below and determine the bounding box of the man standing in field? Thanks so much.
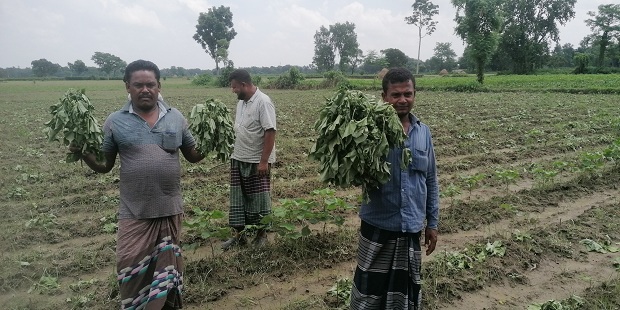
[350,67,439,309]
[221,69,277,250]
[73,59,204,309]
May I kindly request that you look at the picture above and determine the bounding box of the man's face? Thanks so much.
[230,79,247,100]
[382,80,415,118]
[126,70,160,112]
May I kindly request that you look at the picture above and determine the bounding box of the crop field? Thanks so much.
[1,76,620,309]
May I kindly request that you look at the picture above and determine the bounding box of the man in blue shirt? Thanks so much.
[350,67,439,310]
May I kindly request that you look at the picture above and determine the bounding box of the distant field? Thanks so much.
[1,77,619,309]
[340,73,620,93]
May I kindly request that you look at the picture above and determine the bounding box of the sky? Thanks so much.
[0,0,609,70]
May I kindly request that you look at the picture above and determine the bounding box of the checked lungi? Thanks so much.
[229,159,272,226]
[116,214,184,310]
[350,220,423,310]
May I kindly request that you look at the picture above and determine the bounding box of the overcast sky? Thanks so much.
[0,0,607,70]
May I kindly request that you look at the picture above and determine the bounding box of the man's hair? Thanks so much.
[228,69,252,84]
[382,67,416,93]
[123,60,161,83]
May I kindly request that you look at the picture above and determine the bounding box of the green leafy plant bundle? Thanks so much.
[44,88,104,163]
[309,87,410,192]
[188,98,235,162]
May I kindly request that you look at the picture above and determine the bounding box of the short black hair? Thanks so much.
[382,68,416,93]
[228,69,252,84]
[123,60,160,83]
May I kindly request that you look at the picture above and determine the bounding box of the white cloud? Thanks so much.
[0,0,605,69]
[177,0,212,14]
[276,4,329,29]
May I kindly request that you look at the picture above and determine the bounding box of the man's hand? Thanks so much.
[68,143,82,155]
[257,162,270,177]
[424,227,438,255]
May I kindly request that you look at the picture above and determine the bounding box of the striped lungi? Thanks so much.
[350,220,422,310]
[229,159,272,227]
[116,214,184,310]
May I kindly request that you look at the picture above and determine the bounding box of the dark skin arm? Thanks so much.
[425,227,438,255]
[79,151,117,173]
[180,145,205,163]
[257,129,276,176]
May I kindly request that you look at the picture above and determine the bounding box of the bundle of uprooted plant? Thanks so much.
[309,87,411,193]
[44,88,104,163]
[189,98,235,163]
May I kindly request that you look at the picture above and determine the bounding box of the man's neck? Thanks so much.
[244,85,258,101]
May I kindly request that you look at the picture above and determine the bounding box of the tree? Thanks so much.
[573,53,590,74]
[312,26,336,72]
[360,50,387,74]
[405,0,439,74]
[215,39,232,68]
[329,22,360,72]
[585,4,620,68]
[31,59,61,77]
[499,0,576,74]
[91,52,126,78]
[382,48,409,68]
[547,43,576,68]
[431,42,457,71]
[68,60,87,76]
[193,5,237,74]
[453,0,502,83]
[348,49,364,74]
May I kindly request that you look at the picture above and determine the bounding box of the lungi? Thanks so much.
[117,214,184,310]
[229,159,272,227]
[350,220,423,310]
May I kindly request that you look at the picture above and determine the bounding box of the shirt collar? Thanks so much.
[408,113,420,125]
[244,88,261,104]
[124,99,170,120]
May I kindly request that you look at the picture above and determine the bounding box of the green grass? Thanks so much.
[338,73,620,93]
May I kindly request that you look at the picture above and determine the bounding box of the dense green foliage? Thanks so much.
[193,5,237,74]
[312,22,360,72]
[453,0,502,83]
[91,52,126,77]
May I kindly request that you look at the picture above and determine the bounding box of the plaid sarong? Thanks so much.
[116,214,184,310]
[229,159,272,226]
[350,220,423,310]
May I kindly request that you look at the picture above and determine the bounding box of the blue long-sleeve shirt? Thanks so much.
[359,114,439,233]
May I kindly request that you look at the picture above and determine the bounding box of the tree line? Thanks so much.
[2,2,618,81]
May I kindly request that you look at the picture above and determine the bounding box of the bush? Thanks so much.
[253,75,262,86]
[573,53,590,74]
[443,81,488,92]
[321,71,347,88]
[191,73,214,86]
[266,67,305,89]
[217,66,235,87]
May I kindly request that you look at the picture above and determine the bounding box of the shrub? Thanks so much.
[191,73,214,86]
[217,66,235,87]
[573,53,590,74]
[321,71,347,88]
[266,67,305,89]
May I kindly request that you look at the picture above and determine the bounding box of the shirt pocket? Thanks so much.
[161,131,180,153]
[410,148,429,172]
